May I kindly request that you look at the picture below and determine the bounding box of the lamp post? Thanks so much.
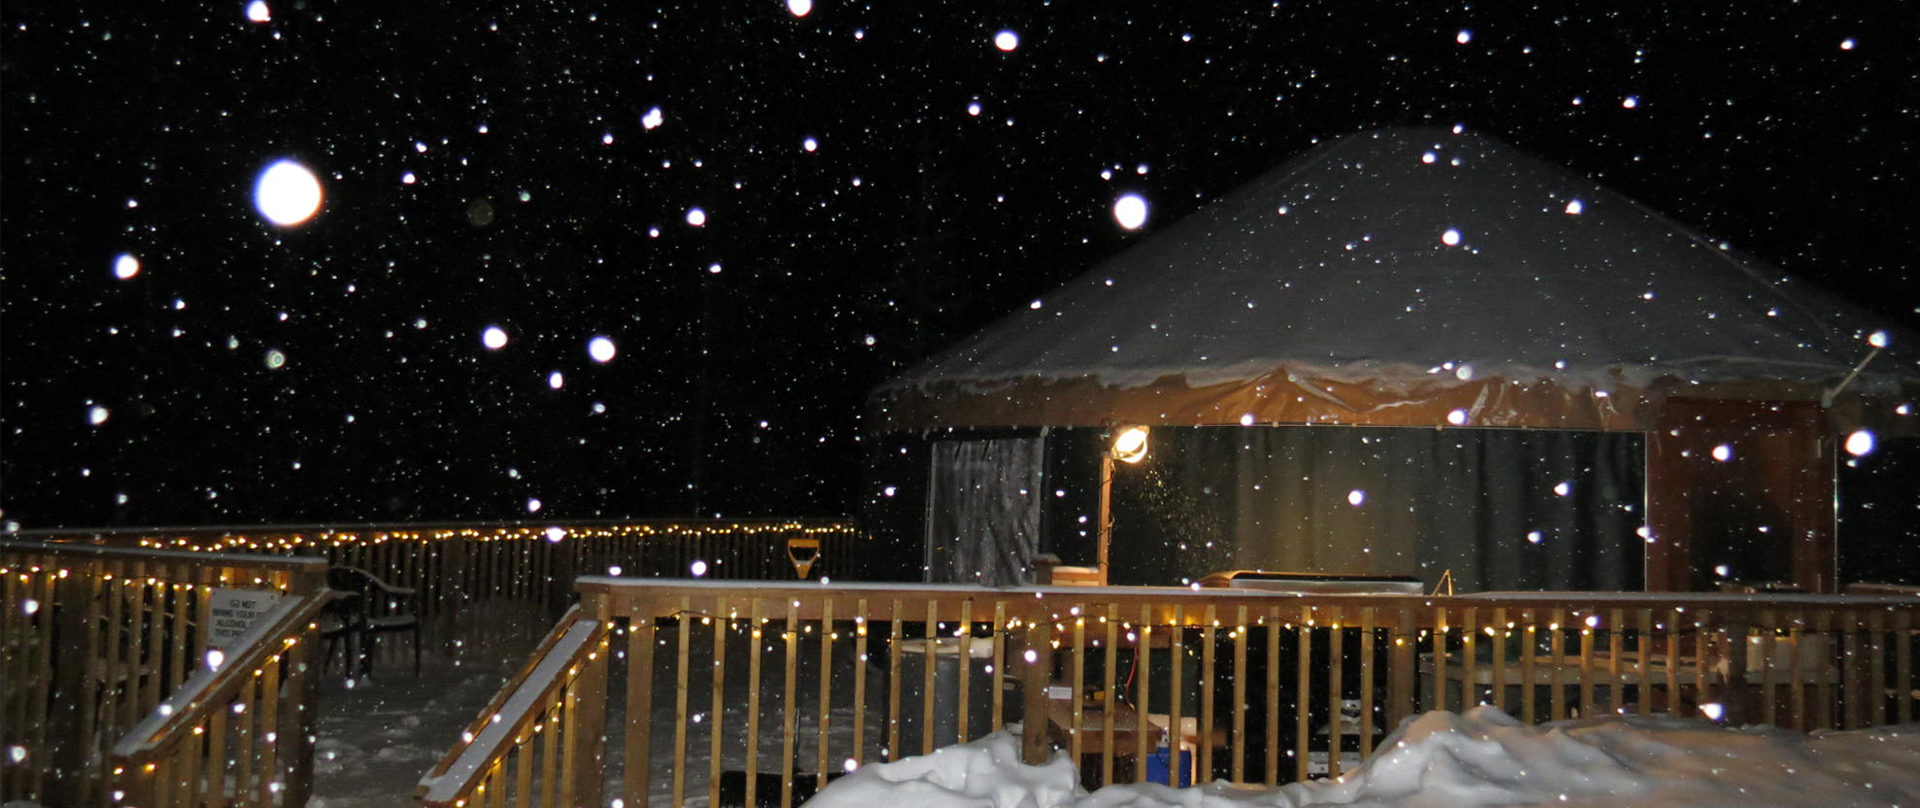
[1098,426,1151,586]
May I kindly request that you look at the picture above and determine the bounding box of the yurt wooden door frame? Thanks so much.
[1647,398,1836,593]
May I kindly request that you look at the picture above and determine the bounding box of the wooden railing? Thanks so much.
[108,590,331,808]
[415,606,611,808]
[0,540,328,808]
[19,520,861,652]
[421,580,1920,808]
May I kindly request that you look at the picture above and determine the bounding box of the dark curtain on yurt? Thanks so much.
[925,436,1047,585]
[1108,426,1645,591]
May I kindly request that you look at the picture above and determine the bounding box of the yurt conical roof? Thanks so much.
[872,126,1917,433]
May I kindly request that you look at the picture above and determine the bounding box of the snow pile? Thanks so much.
[808,707,1920,808]
[805,725,1084,808]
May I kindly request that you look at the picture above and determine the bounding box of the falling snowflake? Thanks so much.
[588,336,617,362]
[1113,194,1148,229]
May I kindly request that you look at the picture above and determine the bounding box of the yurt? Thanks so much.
[865,126,1918,591]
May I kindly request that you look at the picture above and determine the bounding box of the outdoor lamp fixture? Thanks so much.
[1111,425,1151,464]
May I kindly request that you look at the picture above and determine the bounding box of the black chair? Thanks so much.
[321,565,421,677]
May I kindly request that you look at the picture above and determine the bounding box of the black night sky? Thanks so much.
[3,1,1916,529]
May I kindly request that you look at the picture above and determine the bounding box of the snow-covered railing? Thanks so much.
[420,579,1920,808]
[416,606,610,808]
[16,519,861,658]
[108,588,332,808]
[0,540,328,808]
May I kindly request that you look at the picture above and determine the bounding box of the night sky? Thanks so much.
[3,1,1916,529]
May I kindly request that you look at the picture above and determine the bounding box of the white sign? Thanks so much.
[208,588,283,649]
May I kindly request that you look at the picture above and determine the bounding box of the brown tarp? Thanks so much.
[872,371,1915,434]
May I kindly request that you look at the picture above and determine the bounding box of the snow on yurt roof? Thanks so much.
[872,126,1917,433]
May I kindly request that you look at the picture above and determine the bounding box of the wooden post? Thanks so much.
[1138,605,1155,784]
[1230,605,1247,785]
[854,600,869,762]
[1360,607,1376,759]
[285,618,321,808]
[888,601,904,761]
[1521,613,1536,724]
[1103,603,1118,787]
[1021,614,1053,765]
[1461,607,1478,710]
[958,600,973,746]
[1294,606,1310,783]
[1491,608,1508,715]
[1389,609,1415,729]
[1327,606,1344,778]
[782,598,801,808]
[1550,608,1566,722]
[990,601,1005,734]
[819,597,837,788]
[1071,606,1086,768]
[574,627,610,808]
[47,563,100,808]
[1199,605,1216,784]
[925,600,940,757]
[1432,607,1448,713]
[675,597,693,808]
[1169,605,1183,786]
[627,613,656,808]
[710,596,728,808]
[1096,454,1114,585]
[745,599,764,808]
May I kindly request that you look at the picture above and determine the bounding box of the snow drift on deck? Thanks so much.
[807,707,1920,808]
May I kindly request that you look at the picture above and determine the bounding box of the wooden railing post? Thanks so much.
[1021,612,1053,765]
[1388,608,1416,729]
[46,562,100,808]
[282,615,323,808]
[572,593,612,808]
[1720,613,1751,726]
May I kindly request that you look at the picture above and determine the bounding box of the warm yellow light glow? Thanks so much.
[1111,426,1150,463]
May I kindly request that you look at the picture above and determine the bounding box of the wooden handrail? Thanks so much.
[111,589,332,758]
[578,576,1920,618]
[424,604,589,782]
[416,611,606,806]
[0,538,329,576]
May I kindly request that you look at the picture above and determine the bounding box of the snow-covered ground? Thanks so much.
[306,645,532,808]
[811,708,1920,808]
